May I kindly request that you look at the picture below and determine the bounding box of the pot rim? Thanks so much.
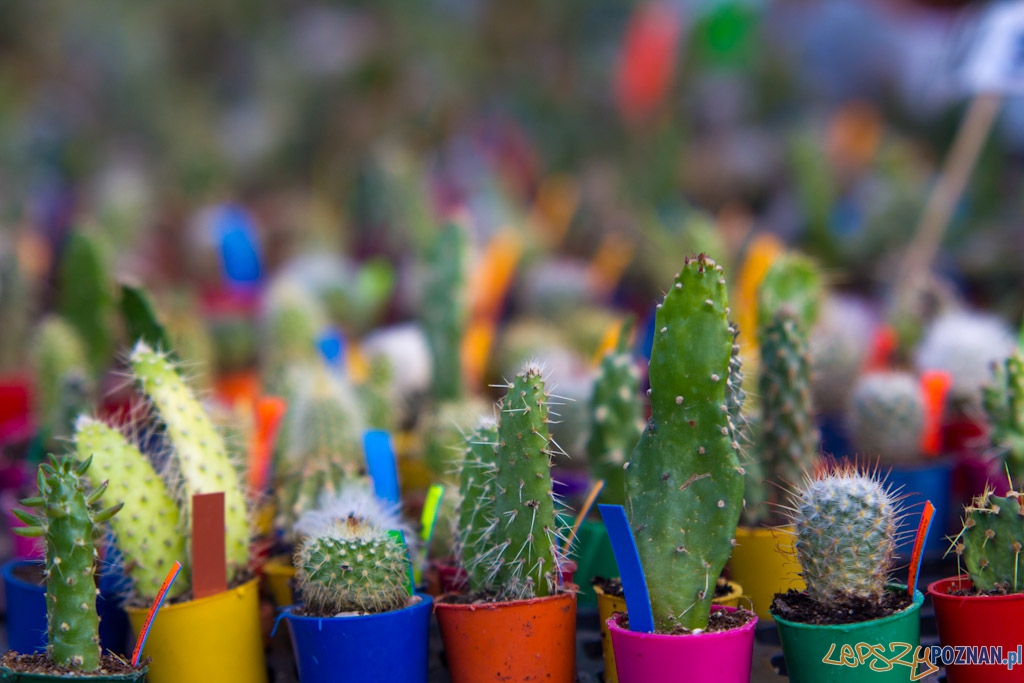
[281,592,433,623]
[0,664,148,681]
[433,587,577,612]
[123,577,260,616]
[734,524,796,539]
[606,604,758,641]
[592,578,741,602]
[928,575,1024,603]
[771,585,924,631]
[1,558,44,592]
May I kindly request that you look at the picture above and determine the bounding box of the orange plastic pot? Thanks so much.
[434,589,577,683]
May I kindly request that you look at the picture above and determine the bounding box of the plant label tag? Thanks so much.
[192,492,228,600]
[961,1,1024,95]
[364,430,400,506]
[599,503,655,633]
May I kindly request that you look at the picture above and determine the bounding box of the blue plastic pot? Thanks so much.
[886,459,953,559]
[1,559,131,656]
[282,593,433,683]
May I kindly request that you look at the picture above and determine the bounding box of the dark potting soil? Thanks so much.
[11,561,44,585]
[619,607,756,635]
[591,576,732,599]
[0,651,148,677]
[948,584,1015,597]
[770,589,913,625]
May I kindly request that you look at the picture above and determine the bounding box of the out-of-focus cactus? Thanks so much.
[358,354,397,433]
[983,348,1024,486]
[56,232,115,378]
[259,278,328,396]
[847,372,924,465]
[421,221,469,404]
[951,488,1024,594]
[757,252,823,333]
[0,242,35,373]
[421,397,490,479]
[809,296,874,415]
[32,316,95,451]
[624,255,745,632]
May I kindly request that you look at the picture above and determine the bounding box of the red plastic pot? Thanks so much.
[928,576,1024,683]
[607,606,757,683]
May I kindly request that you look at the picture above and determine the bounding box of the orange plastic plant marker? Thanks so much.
[248,396,287,492]
[907,501,935,597]
[920,371,951,457]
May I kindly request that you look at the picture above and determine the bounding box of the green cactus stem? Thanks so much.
[295,515,410,615]
[952,489,1024,593]
[848,372,925,465]
[983,348,1024,486]
[12,456,122,671]
[421,221,469,404]
[586,326,643,507]
[130,341,250,583]
[757,253,823,332]
[73,417,188,601]
[120,283,172,357]
[784,463,899,604]
[457,418,499,593]
[56,232,115,378]
[32,316,95,451]
[624,255,745,632]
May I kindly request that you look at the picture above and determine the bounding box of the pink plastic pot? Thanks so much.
[607,606,757,683]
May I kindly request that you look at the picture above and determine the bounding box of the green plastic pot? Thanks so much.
[569,519,618,607]
[0,666,147,682]
[773,586,924,683]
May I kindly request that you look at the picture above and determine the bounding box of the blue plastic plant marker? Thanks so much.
[364,430,400,506]
[217,204,262,286]
[387,530,415,595]
[598,503,654,633]
[317,327,345,370]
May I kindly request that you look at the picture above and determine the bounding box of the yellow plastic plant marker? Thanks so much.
[733,232,783,354]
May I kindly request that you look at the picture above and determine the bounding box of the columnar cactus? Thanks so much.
[56,232,116,379]
[784,463,899,604]
[73,417,188,601]
[983,348,1024,486]
[457,418,499,593]
[624,255,746,632]
[12,456,122,671]
[32,316,95,450]
[358,354,397,433]
[951,489,1024,593]
[295,515,410,615]
[848,372,925,465]
[586,328,643,506]
[259,278,328,396]
[130,341,250,582]
[421,220,469,404]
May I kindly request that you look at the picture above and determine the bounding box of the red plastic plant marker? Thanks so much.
[192,492,227,600]
[907,501,936,597]
[248,396,287,492]
[920,371,951,457]
[131,561,183,667]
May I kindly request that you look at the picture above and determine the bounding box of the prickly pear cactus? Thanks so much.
[295,515,410,615]
[421,221,469,403]
[952,489,1024,593]
[12,456,122,671]
[586,330,643,506]
[32,317,95,450]
[848,372,925,465]
[491,363,564,600]
[73,417,188,601]
[130,342,250,582]
[624,255,745,632]
[457,418,499,593]
[785,464,899,604]
[983,348,1024,486]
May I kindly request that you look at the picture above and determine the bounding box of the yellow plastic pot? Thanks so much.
[594,580,743,683]
[262,555,296,607]
[126,579,267,683]
[729,525,804,620]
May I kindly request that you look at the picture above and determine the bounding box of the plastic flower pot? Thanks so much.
[729,525,804,620]
[1,560,130,656]
[261,554,296,607]
[126,578,267,683]
[928,576,1024,683]
[886,459,952,559]
[773,586,924,683]
[435,589,577,683]
[607,606,757,683]
[569,519,618,607]
[0,666,148,682]
[954,454,1009,501]
[282,594,433,683]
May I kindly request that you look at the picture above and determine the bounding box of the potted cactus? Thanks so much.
[605,255,758,683]
[72,341,266,683]
[771,462,925,683]
[1,455,145,682]
[434,363,578,683]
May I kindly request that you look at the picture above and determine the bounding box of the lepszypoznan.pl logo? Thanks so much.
[822,642,1023,679]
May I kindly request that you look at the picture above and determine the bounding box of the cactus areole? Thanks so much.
[624,255,745,632]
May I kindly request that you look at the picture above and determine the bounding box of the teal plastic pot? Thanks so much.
[0,666,147,682]
[569,519,617,607]
[773,587,924,682]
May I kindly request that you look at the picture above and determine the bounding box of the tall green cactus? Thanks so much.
[421,221,469,404]
[951,489,1024,593]
[73,417,188,601]
[130,341,250,583]
[983,348,1024,486]
[784,464,900,604]
[56,232,115,378]
[12,456,122,671]
[586,327,643,506]
[32,316,95,452]
[457,418,499,593]
[624,255,745,632]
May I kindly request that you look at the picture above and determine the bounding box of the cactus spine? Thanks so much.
[784,463,899,604]
[73,417,188,600]
[624,255,745,632]
[422,221,469,404]
[457,418,499,593]
[983,348,1024,486]
[952,489,1024,593]
[295,515,410,615]
[848,372,925,465]
[586,327,643,506]
[12,456,122,671]
[129,342,250,582]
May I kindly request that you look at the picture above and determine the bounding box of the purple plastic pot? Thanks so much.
[607,606,757,683]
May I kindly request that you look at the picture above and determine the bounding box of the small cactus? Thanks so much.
[783,463,900,604]
[32,316,95,451]
[295,515,410,616]
[848,372,925,465]
[457,418,499,593]
[259,278,329,396]
[12,455,122,671]
[951,489,1024,593]
[358,354,397,433]
[624,255,746,632]
[809,296,874,415]
[56,232,116,378]
[983,348,1024,486]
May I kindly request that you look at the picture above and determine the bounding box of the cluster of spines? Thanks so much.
[13,455,122,672]
[784,463,899,604]
[983,348,1024,486]
[847,371,925,465]
[457,418,499,593]
[295,515,410,615]
[624,254,745,632]
[950,488,1024,594]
